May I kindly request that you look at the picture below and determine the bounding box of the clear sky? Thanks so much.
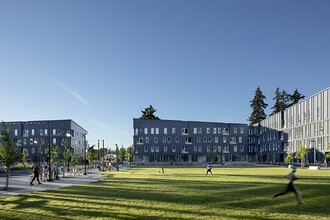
[0,1,329,149]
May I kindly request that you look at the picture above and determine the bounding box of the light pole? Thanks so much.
[48,121,52,181]
[83,134,87,175]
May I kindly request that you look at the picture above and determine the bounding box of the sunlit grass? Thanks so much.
[1,166,330,219]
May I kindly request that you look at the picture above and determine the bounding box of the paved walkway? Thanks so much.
[0,169,106,197]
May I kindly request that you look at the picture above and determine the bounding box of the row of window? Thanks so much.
[15,129,77,137]
[13,138,81,146]
[136,136,245,144]
[134,126,245,136]
[137,145,247,153]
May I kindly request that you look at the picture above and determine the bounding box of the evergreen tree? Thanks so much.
[270,88,289,115]
[0,122,18,190]
[248,86,268,125]
[115,144,120,163]
[119,145,126,162]
[288,88,305,107]
[140,105,160,119]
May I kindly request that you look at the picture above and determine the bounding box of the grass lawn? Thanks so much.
[0,166,330,220]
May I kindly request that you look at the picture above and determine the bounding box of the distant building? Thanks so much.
[3,119,87,163]
[133,87,330,164]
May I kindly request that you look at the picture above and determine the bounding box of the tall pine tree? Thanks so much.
[248,86,268,125]
[288,88,305,107]
[140,105,160,119]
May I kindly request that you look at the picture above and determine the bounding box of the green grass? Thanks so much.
[1,166,330,220]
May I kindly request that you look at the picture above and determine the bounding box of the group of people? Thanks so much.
[30,162,61,185]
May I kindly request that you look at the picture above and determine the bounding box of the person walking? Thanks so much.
[30,162,42,185]
[206,163,213,176]
[273,166,302,204]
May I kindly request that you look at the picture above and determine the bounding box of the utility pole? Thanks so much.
[98,140,100,165]
[102,139,105,171]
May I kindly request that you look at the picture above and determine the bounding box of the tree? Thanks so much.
[50,145,58,167]
[270,88,289,115]
[119,145,127,162]
[115,144,120,163]
[21,148,29,168]
[285,154,293,165]
[205,152,217,163]
[126,146,134,164]
[140,105,160,119]
[0,122,18,190]
[295,145,309,168]
[288,88,305,107]
[71,151,78,172]
[62,137,71,173]
[248,86,268,125]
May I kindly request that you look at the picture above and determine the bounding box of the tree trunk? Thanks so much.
[4,168,10,190]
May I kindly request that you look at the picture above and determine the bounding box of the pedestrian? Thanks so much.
[30,162,42,185]
[273,166,302,204]
[43,164,49,181]
[206,163,213,176]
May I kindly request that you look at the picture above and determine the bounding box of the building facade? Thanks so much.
[133,87,330,164]
[3,119,87,163]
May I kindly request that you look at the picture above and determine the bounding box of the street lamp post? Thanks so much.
[48,121,52,181]
[83,134,87,175]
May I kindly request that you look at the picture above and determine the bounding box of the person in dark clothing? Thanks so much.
[273,166,302,204]
[30,163,42,185]
[206,164,213,176]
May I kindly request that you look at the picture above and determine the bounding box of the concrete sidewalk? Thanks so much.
[0,170,107,197]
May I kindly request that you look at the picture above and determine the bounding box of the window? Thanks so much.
[175,137,179,143]
[230,137,237,144]
[223,128,229,135]
[31,147,35,154]
[193,128,197,134]
[234,146,237,152]
[162,137,166,143]
[197,137,201,143]
[240,127,244,134]
[138,137,144,144]
[218,127,221,134]
[198,127,202,134]
[233,127,237,134]
[203,137,207,143]
[213,145,217,152]
[215,137,218,143]
[167,137,171,143]
[164,146,168,152]
[151,146,154,152]
[223,137,227,143]
[155,128,159,134]
[53,129,56,135]
[185,137,192,144]
[14,129,18,136]
[193,146,197,152]
[172,146,176,152]
[238,137,242,143]
[182,128,188,135]
[206,128,210,134]
[172,128,176,134]
[144,128,148,134]
[154,137,158,143]
[144,146,148,152]
[208,137,212,143]
[198,146,202,152]
[53,138,56,145]
[31,129,35,136]
[156,146,159,152]
[223,146,230,153]
[151,128,154,134]
[145,137,149,144]
[23,129,29,137]
[164,128,167,134]
[134,128,138,135]
[213,128,217,134]
[206,145,210,152]
[30,138,34,145]
[218,145,221,152]
[39,129,43,136]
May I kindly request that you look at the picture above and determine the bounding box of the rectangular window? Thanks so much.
[203,137,207,143]
[218,127,221,134]
[154,137,158,143]
[198,146,202,152]
[223,137,227,143]
[144,128,148,134]
[162,137,166,143]
[206,145,210,152]
[215,137,218,143]
[193,128,197,134]
[206,128,210,134]
[197,137,201,143]
[14,129,18,136]
[185,137,192,144]
[172,128,176,134]
[223,128,229,135]
[167,137,171,143]
[172,146,176,152]
[30,138,34,145]
[234,146,237,152]
[218,145,221,152]
[233,127,237,134]
[39,129,43,136]
[151,146,154,152]
[238,137,242,143]
[198,127,202,134]
[53,138,56,145]
[151,128,154,134]
[164,128,167,134]
[175,137,179,143]
[240,127,244,134]
[135,128,138,135]
[223,146,230,153]
[23,129,29,137]
[156,146,159,152]
[144,146,148,153]
[208,137,212,143]
[164,146,168,152]
[213,145,217,152]
[182,128,188,135]
[155,128,159,134]
[138,137,144,144]
[31,129,35,136]
[53,129,56,135]
[23,139,27,145]
[230,137,237,144]
[193,146,197,152]
[145,137,149,144]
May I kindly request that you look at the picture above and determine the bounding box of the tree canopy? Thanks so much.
[248,86,268,125]
[140,105,160,119]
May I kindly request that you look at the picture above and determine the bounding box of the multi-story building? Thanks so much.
[2,119,87,163]
[133,87,330,164]
[133,119,251,164]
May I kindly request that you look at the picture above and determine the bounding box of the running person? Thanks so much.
[206,164,213,176]
[273,166,302,204]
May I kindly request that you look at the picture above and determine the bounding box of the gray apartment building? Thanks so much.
[2,119,87,163]
[133,87,330,165]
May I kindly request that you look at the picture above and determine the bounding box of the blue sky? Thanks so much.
[1,1,329,148]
